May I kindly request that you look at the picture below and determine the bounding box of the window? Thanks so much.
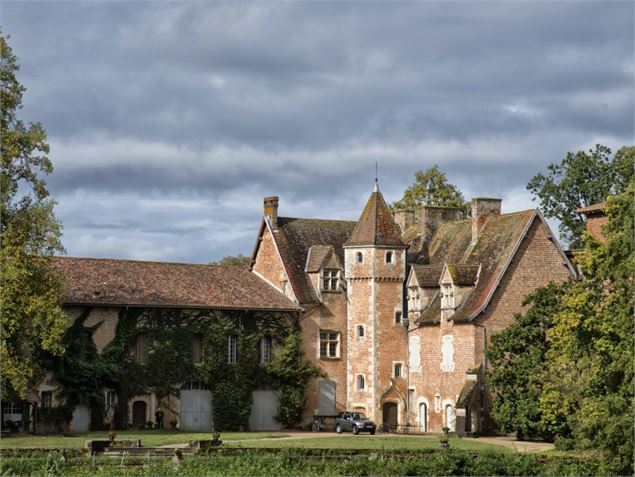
[408,389,415,409]
[408,287,420,311]
[228,335,237,364]
[321,269,340,292]
[394,363,403,378]
[135,333,147,364]
[319,331,340,358]
[181,381,209,390]
[434,394,441,413]
[105,390,117,408]
[356,375,365,391]
[260,336,272,364]
[2,402,23,414]
[41,391,53,408]
[445,404,456,432]
[441,284,455,309]
[282,280,289,296]
[318,379,336,416]
[409,336,421,370]
[356,325,364,339]
[441,335,455,371]
[395,311,403,324]
[385,251,394,264]
[356,251,363,263]
[192,334,203,364]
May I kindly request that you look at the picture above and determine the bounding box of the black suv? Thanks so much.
[335,411,376,435]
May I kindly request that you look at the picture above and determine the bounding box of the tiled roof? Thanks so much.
[575,202,606,215]
[445,264,480,286]
[415,210,537,323]
[345,186,406,247]
[52,257,300,312]
[456,379,478,408]
[274,217,356,304]
[305,245,335,272]
[411,265,444,287]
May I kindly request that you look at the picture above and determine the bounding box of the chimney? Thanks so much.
[471,198,502,243]
[416,206,463,263]
[263,196,279,230]
[393,209,415,233]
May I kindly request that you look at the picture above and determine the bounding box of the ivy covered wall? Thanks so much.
[47,306,316,431]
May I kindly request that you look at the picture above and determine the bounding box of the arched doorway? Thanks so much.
[132,401,147,429]
[418,402,428,432]
[445,404,456,432]
[382,402,398,431]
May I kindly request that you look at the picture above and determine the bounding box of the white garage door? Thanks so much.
[70,405,90,432]
[249,390,280,431]
[180,382,213,430]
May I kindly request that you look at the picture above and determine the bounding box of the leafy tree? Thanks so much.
[527,144,634,248]
[214,254,251,267]
[0,33,66,400]
[486,283,567,441]
[392,165,468,216]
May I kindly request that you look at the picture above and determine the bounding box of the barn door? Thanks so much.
[180,381,212,430]
[249,390,280,430]
[70,405,91,432]
[318,380,336,416]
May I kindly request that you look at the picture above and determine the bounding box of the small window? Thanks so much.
[441,283,455,309]
[356,252,363,263]
[319,331,340,359]
[395,311,403,324]
[41,391,53,408]
[135,333,147,364]
[322,269,340,292]
[192,334,203,364]
[228,335,237,364]
[356,325,364,339]
[385,251,394,264]
[356,375,365,391]
[105,390,117,408]
[394,363,402,378]
[441,335,455,372]
[2,402,23,414]
[260,336,272,364]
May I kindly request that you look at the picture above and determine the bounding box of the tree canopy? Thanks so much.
[527,144,634,248]
[488,178,634,474]
[0,33,67,400]
[392,165,468,215]
[213,254,252,267]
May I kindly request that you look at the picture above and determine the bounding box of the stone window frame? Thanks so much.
[227,335,238,364]
[356,251,364,264]
[441,335,455,372]
[191,334,203,364]
[356,374,365,391]
[260,335,273,364]
[394,310,403,325]
[41,390,53,409]
[319,330,340,359]
[409,335,421,372]
[321,268,341,292]
[356,325,365,339]
[105,390,117,408]
[408,286,420,311]
[134,333,147,364]
[385,250,394,264]
[440,283,455,310]
[393,362,404,378]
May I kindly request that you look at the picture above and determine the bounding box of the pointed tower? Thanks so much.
[343,184,408,427]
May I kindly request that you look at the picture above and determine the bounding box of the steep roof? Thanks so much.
[345,185,406,247]
[410,265,444,287]
[416,210,541,324]
[273,217,356,304]
[53,257,300,312]
[445,264,480,286]
[305,245,338,272]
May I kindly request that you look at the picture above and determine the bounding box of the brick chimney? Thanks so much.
[393,209,415,233]
[471,198,502,243]
[264,196,279,230]
[416,206,463,262]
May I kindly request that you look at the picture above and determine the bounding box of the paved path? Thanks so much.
[159,431,554,452]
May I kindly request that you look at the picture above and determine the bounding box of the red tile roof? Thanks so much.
[345,186,406,247]
[52,257,300,312]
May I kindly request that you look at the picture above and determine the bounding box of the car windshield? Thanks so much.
[352,413,366,420]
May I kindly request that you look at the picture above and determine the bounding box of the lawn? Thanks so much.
[225,434,514,453]
[0,430,286,449]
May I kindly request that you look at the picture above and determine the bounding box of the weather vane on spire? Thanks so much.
[374,162,379,191]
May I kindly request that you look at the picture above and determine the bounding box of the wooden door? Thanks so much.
[382,402,398,431]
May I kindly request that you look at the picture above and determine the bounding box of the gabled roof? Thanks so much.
[444,263,480,286]
[305,245,339,272]
[52,257,300,312]
[410,265,444,287]
[345,185,406,247]
[271,217,356,304]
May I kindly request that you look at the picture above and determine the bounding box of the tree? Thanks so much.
[0,33,67,400]
[527,144,634,249]
[392,165,468,216]
[486,283,567,441]
[213,254,251,267]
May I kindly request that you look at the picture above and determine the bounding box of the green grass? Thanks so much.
[0,430,287,449]
[225,435,514,453]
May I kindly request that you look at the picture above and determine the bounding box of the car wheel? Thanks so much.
[370,429,375,435]
[353,426,359,435]
[336,424,342,434]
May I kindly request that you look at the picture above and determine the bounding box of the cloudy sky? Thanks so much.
[2,1,633,262]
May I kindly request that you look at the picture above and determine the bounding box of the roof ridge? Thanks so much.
[278,216,357,224]
[54,256,238,268]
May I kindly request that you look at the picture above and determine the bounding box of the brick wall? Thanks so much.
[252,225,295,301]
[586,215,608,242]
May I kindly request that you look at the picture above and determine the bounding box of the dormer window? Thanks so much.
[356,252,363,263]
[441,283,455,309]
[408,286,420,311]
[385,251,394,264]
[322,268,340,292]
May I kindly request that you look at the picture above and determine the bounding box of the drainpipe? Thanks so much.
[472,318,487,433]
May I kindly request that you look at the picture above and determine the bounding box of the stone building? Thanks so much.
[4,183,576,434]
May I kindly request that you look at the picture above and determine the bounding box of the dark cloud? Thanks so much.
[2,1,633,262]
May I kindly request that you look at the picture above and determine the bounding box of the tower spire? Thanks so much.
[374,162,379,191]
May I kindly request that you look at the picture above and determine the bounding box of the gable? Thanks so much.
[251,222,297,302]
